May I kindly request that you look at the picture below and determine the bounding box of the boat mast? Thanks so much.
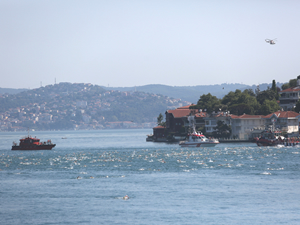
[188,116,196,133]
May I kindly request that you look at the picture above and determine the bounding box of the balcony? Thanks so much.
[279,93,299,100]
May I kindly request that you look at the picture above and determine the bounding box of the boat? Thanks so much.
[179,115,219,147]
[255,130,299,147]
[179,132,219,147]
[12,136,56,150]
[146,134,154,142]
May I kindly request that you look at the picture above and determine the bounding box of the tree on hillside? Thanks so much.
[222,89,259,115]
[256,88,277,105]
[258,99,281,115]
[281,78,297,90]
[271,79,280,100]
[255,85,260,96]
[192,81,282,116]
[157,113,166,127]
[228,103,254,115]
[191,93,223,113]
[289,79,297,88]
[244,89,256,97]
[271,80,277,92]
[281,83,289,90]
[294,100,300,113]
[255,87,280,115]
[221,90,239,106]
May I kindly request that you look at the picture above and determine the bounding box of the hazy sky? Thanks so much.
[1,0,300,89]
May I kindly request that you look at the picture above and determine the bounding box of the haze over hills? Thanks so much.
[102,82,283,103]
[0,87,29,95]
[1,82,283,103]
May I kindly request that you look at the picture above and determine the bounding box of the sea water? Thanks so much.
[0,129,300,225]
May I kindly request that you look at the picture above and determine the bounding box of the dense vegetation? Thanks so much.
[105,82,283,102]
[190,80,283,115]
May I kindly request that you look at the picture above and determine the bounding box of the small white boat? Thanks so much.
[179,132,219,147]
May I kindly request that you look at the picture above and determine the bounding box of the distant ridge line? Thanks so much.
[1,82,282,103]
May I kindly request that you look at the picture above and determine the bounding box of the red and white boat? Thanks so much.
[12,136,56,150]
[179,132,219,147]
[255,130,299,147]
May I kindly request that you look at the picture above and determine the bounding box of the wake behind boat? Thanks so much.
[179,132,219,147]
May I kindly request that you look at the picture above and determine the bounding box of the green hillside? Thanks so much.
[0,83,189,131]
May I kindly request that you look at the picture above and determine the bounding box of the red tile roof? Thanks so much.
[235,114,263,119]
[280,87,300,93]
[230,112,299,119]
[195,112,207,118]
[153,126,166,129]
[213,112,232,118]
[176,105,192,109]
[167,105,207,118]
[167,109,191,118]
[168,104,300,120]
[263,111,300,118]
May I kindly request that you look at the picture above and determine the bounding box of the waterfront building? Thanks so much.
[204,111,231,135]
[264,111,300,137]
[205,111,299,140]
[159,105,300,141]
[230,114,265,140]
[165,105,207,135]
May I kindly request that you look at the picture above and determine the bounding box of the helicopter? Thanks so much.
[265,38,277,45]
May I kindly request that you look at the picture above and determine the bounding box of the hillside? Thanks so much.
[0,83,190,131]
[2,82,282,103]
[0,87,28,95]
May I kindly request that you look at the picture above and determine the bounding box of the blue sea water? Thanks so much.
[0,129,300,225]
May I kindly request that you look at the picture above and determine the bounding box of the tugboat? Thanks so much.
[12,135,56,150]
[255,130,299,147]
[255,130,282,146]
[256,133,284,146]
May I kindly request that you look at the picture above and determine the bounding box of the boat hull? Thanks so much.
[11,144,56,150]
[256,141,278,146]
[256,141,298,147]
[179,142,219,147]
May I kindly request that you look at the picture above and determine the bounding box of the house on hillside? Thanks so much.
[148,105,207,141]
[204,111,231,135]
[206,111,300,140]
[264,111,300,137]
[230,114,265,140]
[279,75,300,110]
[165,105,207,135]
[203,111,264,140]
